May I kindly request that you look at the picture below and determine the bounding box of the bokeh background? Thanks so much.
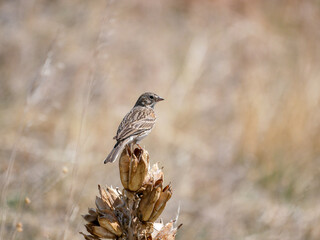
[1,0,320,239]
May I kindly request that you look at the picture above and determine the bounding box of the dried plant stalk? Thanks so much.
[80,146,179,240]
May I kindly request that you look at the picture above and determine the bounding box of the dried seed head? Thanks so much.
[81,146,178,240]
[144,163,164,188]
[149,185,172,222]
[128,149,149,191]
[154,222,178,240]
[119,146,149,192]
[107,187,125,209]
[138,185,162,222]
[82,213,97,223]
[106,187,119,202]
[82,208,98,224]
[119,149,130,189]
[98,185,125,211]
[85,224,116,239]
[88,208,98,216]
[98,214,122,236]
[24,197,31,205]
[79,232,100,240]
[16,222,23,232]
[95,196,111,212]
[98,185,113,209]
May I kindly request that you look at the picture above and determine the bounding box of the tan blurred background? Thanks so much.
[1,0,320,239]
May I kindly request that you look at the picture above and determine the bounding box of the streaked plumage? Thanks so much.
[104,92,164,164]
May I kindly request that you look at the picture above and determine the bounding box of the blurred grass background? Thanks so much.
[1,0,320,239]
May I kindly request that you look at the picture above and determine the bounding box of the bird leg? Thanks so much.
[125,145,130,155]
[129,143,133,155]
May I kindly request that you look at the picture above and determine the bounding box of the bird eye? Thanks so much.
[149,95,154,99]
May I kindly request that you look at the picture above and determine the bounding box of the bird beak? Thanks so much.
[156,96,164,102]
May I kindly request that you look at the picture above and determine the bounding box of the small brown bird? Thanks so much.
[104,92,164,164]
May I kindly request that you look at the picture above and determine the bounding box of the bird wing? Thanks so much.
[115,106,156,142]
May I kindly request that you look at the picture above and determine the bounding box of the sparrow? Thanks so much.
[104,92,164,164]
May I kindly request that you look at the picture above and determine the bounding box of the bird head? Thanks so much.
[134,92,164,108]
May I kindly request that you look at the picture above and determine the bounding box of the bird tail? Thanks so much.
[104,138,131,164]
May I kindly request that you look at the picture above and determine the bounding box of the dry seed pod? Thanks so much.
[81,145,178,240]
[85,224,116,239]
[98,185,122,209]
[82,208,98,223]
[95,196,108,211]
[82,214,97,223]
[138,184,162,222]
[79,232,100,240]
[106,187,125,209]
[119,147,149,192]
[119,149,130,189]
[98,214,122,236]
[106,187,119,202]
[128,149,149,191]
[154,222,177,240]
[128,154,140,190]
[149,185,172,222]
[88,208,98,216]
[98,185,113,208]
[144,163,164,187]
